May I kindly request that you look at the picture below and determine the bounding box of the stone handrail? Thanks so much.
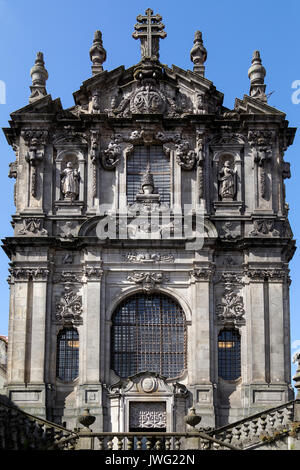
[208,399,299,449]
[0,396,78,450]
[76,430,240,451]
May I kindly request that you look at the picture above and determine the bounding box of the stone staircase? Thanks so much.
[0,395,78,450]
[208,399,300,449]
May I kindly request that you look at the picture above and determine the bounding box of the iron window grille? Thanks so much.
[56,328,79,382]
[218,329,241,380]
[111,293,186,378]
[126,145,170,205]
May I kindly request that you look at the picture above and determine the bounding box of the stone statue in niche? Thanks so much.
[61,162,80,201]
[92,90,101,114]
[218,160,236,201]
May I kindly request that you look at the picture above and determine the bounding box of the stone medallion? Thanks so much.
[140,376,157,393]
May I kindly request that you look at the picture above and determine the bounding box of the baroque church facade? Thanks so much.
[2,9,296,433]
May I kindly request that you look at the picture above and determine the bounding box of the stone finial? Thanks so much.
[29,52,48,103]
[89,30,107,76]
[190,31,207,76]
[141,163,155,194]
[248,50,267,102]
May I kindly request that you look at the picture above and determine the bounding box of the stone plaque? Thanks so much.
[253,391,283,403]
[129,402,166,429]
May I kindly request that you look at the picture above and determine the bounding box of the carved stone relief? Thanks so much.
[9,266,49,282]
[130,402,167,429]
[215,272,245,325]
[18,218,48,236]
[127,271,167,293]
[249,219,279,237]
[55,284,83,325]
[101,136,122,170]
[124,252,175,263]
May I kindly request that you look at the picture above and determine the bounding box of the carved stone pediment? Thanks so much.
[108,372,188,398]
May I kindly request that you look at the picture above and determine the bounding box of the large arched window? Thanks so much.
[56,328,79,382]
[111,293,186,378]
[218,329,241,380]
[126,145,170,205]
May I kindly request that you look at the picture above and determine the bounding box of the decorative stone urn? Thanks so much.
[77,408,96,430]
[184,407,201,429]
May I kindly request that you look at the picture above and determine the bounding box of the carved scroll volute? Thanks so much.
[196,129,206,201]
[21,129,48,198]
[248,130,273,200]
[89,129,100,197]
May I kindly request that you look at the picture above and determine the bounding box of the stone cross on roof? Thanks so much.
[132,8,167,61]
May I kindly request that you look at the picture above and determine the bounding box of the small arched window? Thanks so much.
[218,329,241,380]
[111,293,186,378]
[56,328,79,382]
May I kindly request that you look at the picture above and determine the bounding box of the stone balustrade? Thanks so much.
[75,431,239,451]
[0,396,77,450]
[209,399,298,448]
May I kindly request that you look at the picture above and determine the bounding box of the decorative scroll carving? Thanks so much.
[249,219,279,237]
[124,252,175,263]
[209,130,245,146]
[55,284,83,324]
[58,221,78,239]
[22,129,48,197]
[246,268,289,282]
[216,274,245,325]
[53,271,82,283]
[190,266,215,282]
[220,221,239,239]
[248,130,273,199]
[127,271,165,293]
[130,82,167,114]
[9,267,49,281]
[84,266,103,280]
[175,139,197,170]
[101,136,121,170]
[18,218,48,236]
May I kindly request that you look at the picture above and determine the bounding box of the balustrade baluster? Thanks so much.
[155,437,162,450]
[107,436,114,450]
[136,436,142,450]
[175,436,181,450]
[146,437,152,450]
[97,436,104,450]
[165,437,171,450]
[127,436,133,450]
[117,437,123,450]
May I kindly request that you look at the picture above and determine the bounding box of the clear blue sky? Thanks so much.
[0,0,299,383]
